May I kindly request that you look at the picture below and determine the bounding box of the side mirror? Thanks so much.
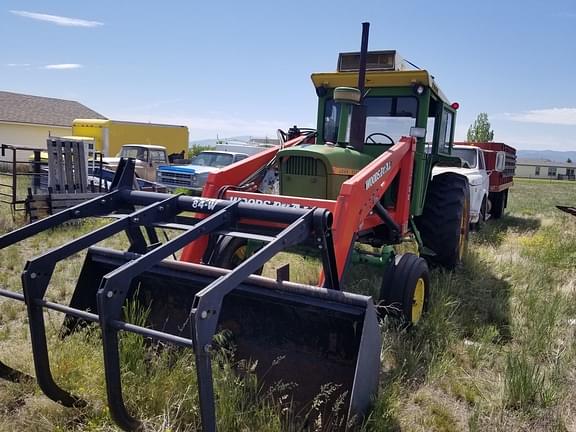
[495,151,506,172]
[409,127,426,138]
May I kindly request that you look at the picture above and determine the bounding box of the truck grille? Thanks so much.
[284,156,322,176]
[158,171,196,187]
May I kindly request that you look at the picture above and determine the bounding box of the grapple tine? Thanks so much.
[0,360,33,383]
[557,205,576,217]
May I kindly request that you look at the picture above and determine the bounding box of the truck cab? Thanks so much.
[102,144,168,181]
[433,145,490,225]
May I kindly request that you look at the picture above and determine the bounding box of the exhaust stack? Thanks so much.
[349,22,370,152]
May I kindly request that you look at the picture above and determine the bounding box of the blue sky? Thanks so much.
[2,0,576,150]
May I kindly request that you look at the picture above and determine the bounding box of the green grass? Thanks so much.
[0,177,575,431]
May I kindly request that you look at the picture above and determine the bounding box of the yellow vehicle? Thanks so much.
[72,119,189,158]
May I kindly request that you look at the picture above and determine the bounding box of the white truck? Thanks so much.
[433,143,513,229]
[433,145,489,228]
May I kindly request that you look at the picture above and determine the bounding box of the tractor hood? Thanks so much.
[277,144,374,200]
[278,144,374,171]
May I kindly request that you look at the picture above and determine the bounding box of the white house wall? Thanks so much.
[516,164,570,179]
[0,122,70,162]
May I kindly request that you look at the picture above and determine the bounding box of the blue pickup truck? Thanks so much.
[156,150,249,194]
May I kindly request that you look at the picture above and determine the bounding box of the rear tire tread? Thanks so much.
[415,173,470,269]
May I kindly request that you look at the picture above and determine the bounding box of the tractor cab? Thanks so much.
[278,50,458,216]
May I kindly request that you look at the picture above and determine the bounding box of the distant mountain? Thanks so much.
[190,136,277,148]
[189,138,219,147]
[516,150,576,162]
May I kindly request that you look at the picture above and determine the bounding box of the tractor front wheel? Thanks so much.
[210,236,263,275]
[415,173,470,269]
[379,253,430,326]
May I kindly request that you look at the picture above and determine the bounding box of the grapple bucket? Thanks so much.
[66,247,380,430]
[0,159,382,432]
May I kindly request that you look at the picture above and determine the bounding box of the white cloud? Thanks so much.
[504,108,576,126]
[6,63,31,67]
[43,63,83,70]
[10,10,103,28]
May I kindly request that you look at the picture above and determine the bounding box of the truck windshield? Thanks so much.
[191,152,234,168]
[452,148,477,168]
[324,96,418,144]
[120,147,148,161]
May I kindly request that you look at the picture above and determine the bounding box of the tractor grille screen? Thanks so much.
[284,156,323,176]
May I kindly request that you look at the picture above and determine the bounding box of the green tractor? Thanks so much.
[208,23,470,325]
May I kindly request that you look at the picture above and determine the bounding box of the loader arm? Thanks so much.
[329,136,415,280]
[183,136,416,284]
[180,134,309,263]
[203,134,309,197]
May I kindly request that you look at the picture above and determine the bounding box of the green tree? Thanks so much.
[567,158,572,164]
[467,113,494,142]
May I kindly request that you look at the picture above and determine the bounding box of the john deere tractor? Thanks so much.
[204,24,470,326]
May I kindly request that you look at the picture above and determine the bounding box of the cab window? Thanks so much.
[120,147,147,161]
[150,150,167,162]
[436,108,454,154]
[478,151,486,170]
[323,96,418,143]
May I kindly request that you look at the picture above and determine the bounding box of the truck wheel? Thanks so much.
[379,253,430,325]
[210,236,263,275]
[490,191,506,219]
[415,173,470,269]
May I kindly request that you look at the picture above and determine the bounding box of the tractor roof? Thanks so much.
[311,70,450,105]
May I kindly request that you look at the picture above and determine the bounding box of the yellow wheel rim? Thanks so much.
[412,277,425,324]
[233,245,247,264]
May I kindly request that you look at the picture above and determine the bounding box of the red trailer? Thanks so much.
[456,142,516,218]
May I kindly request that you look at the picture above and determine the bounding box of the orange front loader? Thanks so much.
[181,134,416,287]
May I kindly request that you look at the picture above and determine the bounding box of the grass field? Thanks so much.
[0,177,575,431]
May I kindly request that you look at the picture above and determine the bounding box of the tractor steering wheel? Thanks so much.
[365,133,394,145]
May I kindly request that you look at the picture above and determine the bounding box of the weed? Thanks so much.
[504,351,557,411]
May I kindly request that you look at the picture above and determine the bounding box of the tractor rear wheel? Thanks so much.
[379,253,430,325]
[210,236,263,275]
[415,173,470,269]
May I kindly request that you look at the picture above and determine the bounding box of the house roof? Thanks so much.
[517,158,576,168]
[0,91,106,127]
